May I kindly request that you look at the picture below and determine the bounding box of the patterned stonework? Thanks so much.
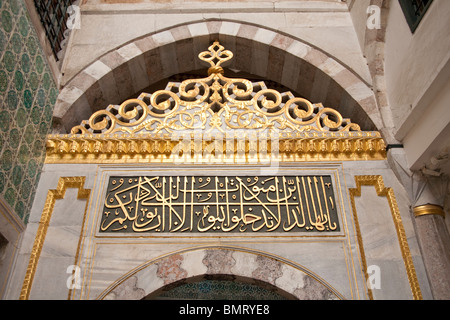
[155,253,188,285]
[252,255,283,285]
[294,275,337,300]
[0,0,58,223]
[203,249,236,274]
[106,276,145,300]
[99,247,343,300]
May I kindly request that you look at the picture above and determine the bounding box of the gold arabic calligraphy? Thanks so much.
[100,175,340,233]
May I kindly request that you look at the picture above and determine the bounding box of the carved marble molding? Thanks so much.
[98,246,343,300]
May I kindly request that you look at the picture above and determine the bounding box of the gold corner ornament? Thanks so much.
[349,175,422,300]
[19,177,91,300]
[46,41,387,164]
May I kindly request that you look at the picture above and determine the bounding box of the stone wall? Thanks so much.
[5,161,433,300]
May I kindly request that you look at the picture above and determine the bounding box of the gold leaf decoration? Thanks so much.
[70,41,365,136]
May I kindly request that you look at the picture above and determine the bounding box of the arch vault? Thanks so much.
[52,20,382,134]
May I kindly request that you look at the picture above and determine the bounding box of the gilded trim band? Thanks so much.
[413,204,445,218]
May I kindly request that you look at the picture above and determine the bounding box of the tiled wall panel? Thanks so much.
[0,0,58,223]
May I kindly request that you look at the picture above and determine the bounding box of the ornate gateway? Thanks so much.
[18,41,424,301]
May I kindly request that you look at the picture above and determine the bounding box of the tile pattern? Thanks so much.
[156,279,288,300]
[0,0,58,223]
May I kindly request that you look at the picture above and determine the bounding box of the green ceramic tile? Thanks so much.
[17,144,29,165]
[9,0,21,15]
[28,71,39,91]
[34,171,41,189]
[35,54,44,74]
[11,32,22,55]
[30,106,41,125]
[11,164,22,186]
[0,172,4,194]
[26,158,37,179]
[14,200,24,219]
[14,69,23,91]
[23,123,35,144]
[36,88,45,107]
[42,72,51,90]
[49,87,58,104]
[32,139,43,157]
[0,70,7,92]
[18,14,29,37]
[4,186,15,207]
[23,88,33,108]
[9,127,20,148]
[20,52,30,73]
[1,148,13,171]
[0,29,5,54]
[43,104,52,122]
[38,121,48,136]
[0,110,10,132]
[25,35,38,56]
[15,107,27,128]
[2,50,15,72]
[1,10,12,33]
[6,89,18,110]
[20,178,31,197]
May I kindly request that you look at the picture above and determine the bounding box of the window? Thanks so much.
[399,0,434,33]
[33,0,75,60]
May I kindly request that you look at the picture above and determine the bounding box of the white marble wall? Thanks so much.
[4,161,433,300]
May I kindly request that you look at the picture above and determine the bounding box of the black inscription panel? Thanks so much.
[100,176,340,233]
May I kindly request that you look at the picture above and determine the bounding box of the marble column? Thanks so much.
[387,148,450,299]
[413,203,450,300]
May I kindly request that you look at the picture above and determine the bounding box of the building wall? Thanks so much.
[5,161,432,300]
[384,0,450,174]
[1,0,449,300]
[384,0,450,129]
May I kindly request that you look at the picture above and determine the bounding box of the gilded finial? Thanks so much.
[198,41,233,75]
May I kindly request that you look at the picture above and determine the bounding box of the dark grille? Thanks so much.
[399,0,434,33]
[33,0,75,60]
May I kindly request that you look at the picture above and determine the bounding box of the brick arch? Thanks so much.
[52,19,382,133]
[97,246,344,300]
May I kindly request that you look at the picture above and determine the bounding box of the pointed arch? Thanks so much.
[97,246,345,300]
[52,19,382,134]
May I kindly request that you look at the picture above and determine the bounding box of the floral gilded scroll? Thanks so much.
[100,175,340,233]
[46,41,386,164]
[71,41,361,136]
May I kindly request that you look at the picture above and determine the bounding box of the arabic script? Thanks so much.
[100,175,340,233]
